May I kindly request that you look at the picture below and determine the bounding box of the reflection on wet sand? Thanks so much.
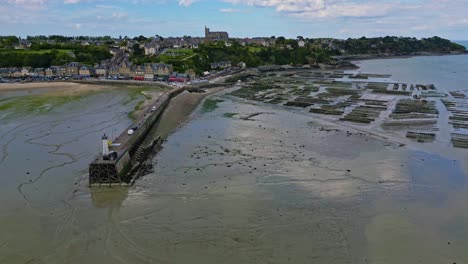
[90,187,129,209]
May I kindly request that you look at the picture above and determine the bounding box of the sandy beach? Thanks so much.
[0,81,123,96]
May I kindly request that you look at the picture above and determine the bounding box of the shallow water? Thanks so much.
[354,54,468,92]
[0,66,467,263]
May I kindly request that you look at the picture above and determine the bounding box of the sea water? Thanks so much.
[354,54,468,92]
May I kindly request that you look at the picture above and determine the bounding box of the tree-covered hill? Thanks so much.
[330,36,466,55]
[0,43,111,68]
[0,34,464,71]
[130,41,333,74]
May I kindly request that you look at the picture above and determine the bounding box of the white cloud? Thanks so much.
[219,8,245,13]
[223,0,416,19]
[220,0,468,39]
[0,0,468,38]
[178,0,198,6]
[113,11,128,18]
[222,0,468,38]
[6,0,49,9]
[7,0,47,4]
[224,0,326,13]
[64,0,81,4]
[446,18,468,27]
[410,25,430,31]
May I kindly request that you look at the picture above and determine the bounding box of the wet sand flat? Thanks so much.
[126,94,468,264]
[0,84,154,263]
[0,72,467,263]
[0,81,114,94]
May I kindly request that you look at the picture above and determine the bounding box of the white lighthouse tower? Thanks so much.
[102,133,109,159]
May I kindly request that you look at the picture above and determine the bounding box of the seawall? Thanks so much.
[88,86,185,186]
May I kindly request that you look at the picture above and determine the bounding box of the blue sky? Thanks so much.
[1,0,468,39]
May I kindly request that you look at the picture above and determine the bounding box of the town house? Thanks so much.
[79,66,94,78]
[94,65,108,76]
[66,62,80,76]
[118,61,133,77]
[109,66,120,77]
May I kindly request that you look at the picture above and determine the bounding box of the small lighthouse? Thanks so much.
[102,133,109,159]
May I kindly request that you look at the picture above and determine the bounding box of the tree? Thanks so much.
[276,36,286,45]
[133,43,144,56]
[133,35,148,42]
[0,36,19,48]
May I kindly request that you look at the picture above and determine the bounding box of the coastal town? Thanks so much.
[1,28,465,84]
[0,27,236,83]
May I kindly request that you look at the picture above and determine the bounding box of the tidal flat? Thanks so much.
[0,67,468,263]
[137,92,468,264]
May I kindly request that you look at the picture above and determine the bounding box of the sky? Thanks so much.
[1,0,468,39]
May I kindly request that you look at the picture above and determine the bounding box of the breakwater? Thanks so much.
[88,86,185,186]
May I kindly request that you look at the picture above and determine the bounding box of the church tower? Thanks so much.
[205,26,210,38]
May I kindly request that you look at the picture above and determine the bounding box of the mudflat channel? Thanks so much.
[0,72,467,263]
